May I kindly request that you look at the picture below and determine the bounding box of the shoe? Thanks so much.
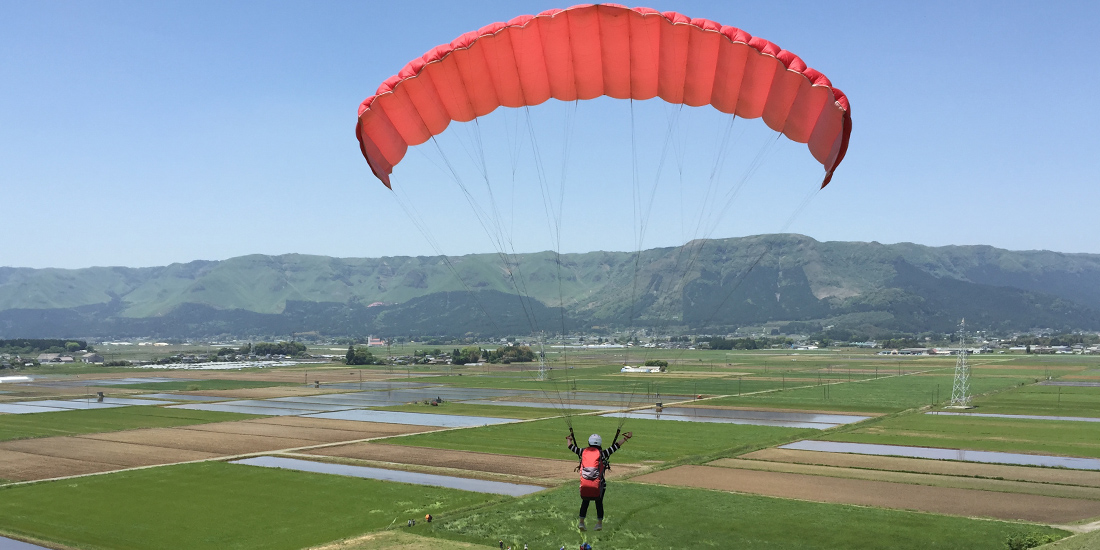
[578,519,586,531]
[595,521,603,531]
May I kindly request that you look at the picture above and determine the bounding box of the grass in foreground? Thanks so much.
[121,379,299,391]
[972,384,1100,417]
[370,402,582,419]
[825,413,1100,458]
[0,406,262,442]
[420,483,1066,550]
[1037,529,1100,550]
[707,372,1033,413]
[0,461,499,550]
[385,416,811,462]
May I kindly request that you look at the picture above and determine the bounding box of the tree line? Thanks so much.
[0,339,90,354]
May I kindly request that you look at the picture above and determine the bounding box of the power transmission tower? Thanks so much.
[948,319,973,408]
[535,334,549,381]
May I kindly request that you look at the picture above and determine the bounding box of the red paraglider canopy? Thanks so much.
[357,4,851,189]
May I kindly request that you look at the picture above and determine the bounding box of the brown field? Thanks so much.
[0,437,217,468]
[0,416,441,481]
[740,448,1100,488]
[248,416,441,437]
[634,465,1100,523]
[183,419,378,443]
[710,458,1100,501]
[305,442,642,481]
[81,428,318,455]
[0,449,118,481]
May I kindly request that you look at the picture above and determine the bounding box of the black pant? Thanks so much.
[579,485,606,519]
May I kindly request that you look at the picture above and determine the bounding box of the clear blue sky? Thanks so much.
[2,1,1098,269]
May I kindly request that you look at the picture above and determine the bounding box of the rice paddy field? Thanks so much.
[708,371,1036,413]
[0,349,1098,549]
[0,406,261,442]
[369,402,588,419]
[971,384,1100,417]
[118,379,299,391]
[0,462,500,550]
[823,413,1100,458]
[385,415,814,462]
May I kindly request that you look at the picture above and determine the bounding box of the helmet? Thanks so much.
[588,434,602,446]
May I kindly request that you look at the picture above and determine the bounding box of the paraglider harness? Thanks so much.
[572,427,619,498]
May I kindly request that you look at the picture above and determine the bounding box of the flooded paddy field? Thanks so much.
[782,440,1100,470]
[611,406,870,429]
[823,409,1100,458]
[232,456,544,496]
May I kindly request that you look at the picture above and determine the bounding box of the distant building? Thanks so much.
[620,365,663,373]
[898,348,929,355]
[82,353,104,364]
[36,353,61,363]
[367,337,386,347]
[59,356,75,363]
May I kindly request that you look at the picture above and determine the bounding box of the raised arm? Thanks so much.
[602,432,632,458]
[566,433,582,457]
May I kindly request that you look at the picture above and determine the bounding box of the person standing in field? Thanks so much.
[567,431,632,531]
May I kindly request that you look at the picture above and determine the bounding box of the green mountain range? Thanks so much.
[2,234,1099,339]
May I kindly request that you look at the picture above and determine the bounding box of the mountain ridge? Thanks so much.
[2,234,1099,338]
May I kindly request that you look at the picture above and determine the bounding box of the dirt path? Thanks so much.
[741,448,1100,488]
[633,465,1100,523]
[306,442,642,481]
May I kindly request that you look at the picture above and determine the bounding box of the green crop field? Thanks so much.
[0,462,500,550]
[393,352,969,399]
[419,483,1066,550]
[384,415,812,462]
[430,369,792,399]
[119,379,299,391]
[0,406,261,442]
[971,384,1100,417]
[706,372,1035,413]
[825,413,1100,458]
[370,402,584,419]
